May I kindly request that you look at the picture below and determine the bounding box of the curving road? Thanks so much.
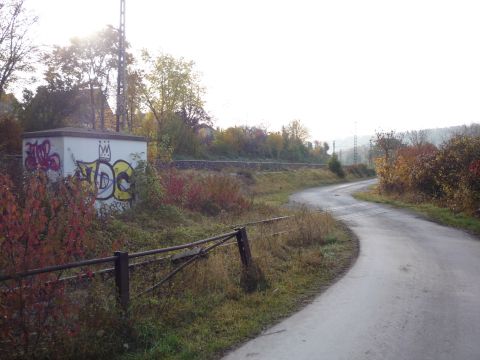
[223,179,480,360]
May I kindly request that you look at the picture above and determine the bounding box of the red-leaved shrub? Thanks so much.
[159,170,251,215]
[470,159,480,177]
[199,174,251,214]
[0,172,96,358]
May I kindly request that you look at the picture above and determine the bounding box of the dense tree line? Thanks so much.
[205,121,330,163]
[0,3,332,164]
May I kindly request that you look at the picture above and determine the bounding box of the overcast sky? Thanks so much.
[26,0,480,142]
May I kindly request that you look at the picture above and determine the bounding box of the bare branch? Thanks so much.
[0,0,37,95]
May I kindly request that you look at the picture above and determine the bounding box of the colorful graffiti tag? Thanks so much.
[24,140,61,171]
[75,141,134,202]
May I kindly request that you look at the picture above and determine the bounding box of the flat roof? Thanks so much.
[22,127,146,142]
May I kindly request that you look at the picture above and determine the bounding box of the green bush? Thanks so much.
[131,161,164,210]
[328,154,345,178]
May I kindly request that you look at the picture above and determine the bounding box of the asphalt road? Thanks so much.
[223,179,480,360]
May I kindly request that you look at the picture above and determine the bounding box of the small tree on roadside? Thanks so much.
[373,130,404,192]
[328,153,345,178]
[373,130,404,163]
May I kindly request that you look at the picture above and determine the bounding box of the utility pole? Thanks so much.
[332,140,336,155]
[116,0,127,132]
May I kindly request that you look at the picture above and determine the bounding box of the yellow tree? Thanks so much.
[266,132,283,159]
[140,51,209,129]
[373,130,404,192]
[140,51,210,159]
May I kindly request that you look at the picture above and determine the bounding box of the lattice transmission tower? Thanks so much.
[116,0,127,132]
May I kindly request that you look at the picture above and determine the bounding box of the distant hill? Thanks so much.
[333,123,480,165]
[416,124,480,145]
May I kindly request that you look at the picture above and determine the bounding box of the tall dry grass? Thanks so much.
[126,209,337,308]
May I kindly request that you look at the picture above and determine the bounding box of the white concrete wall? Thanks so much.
[65,137,147,209]
[22,134,147,210]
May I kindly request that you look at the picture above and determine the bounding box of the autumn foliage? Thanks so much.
[374,134,480,216]
[160,170,251,215]
[0,173,96,358]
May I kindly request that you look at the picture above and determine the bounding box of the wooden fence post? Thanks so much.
[114,251,130,312]
[235,227,252,267]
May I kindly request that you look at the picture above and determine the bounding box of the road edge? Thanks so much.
[219,219,360,359]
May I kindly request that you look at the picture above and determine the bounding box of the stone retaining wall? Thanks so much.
[157,160,326,171]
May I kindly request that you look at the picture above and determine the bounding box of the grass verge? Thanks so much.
[252,168,368,206]
[5,167,366,359]
[110,168,364,360]
[119,212,358,360]
[354,187,480,236]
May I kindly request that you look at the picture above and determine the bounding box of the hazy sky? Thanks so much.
[26,0,480,141]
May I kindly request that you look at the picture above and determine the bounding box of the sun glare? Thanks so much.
[28,0,118,46]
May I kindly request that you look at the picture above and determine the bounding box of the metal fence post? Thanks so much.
[114,251,130,312]
[235,227,252,267]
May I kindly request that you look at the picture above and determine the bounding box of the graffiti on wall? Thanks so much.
[24,140,61,171]
[75,140,134,202]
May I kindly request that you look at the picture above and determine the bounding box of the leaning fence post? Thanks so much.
[235,227,252,267]
[114,251,130,312]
